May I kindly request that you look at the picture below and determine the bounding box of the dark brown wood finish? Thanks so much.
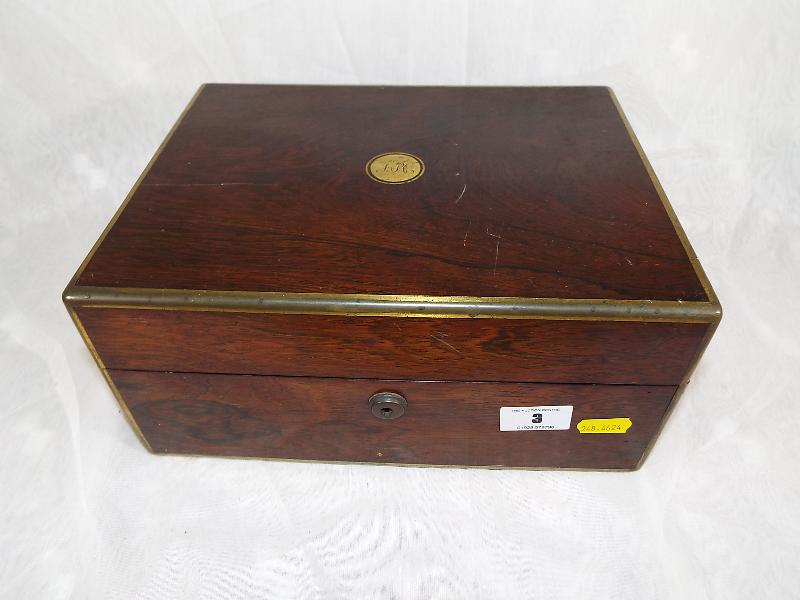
[65,85,721,469]
[77,85,707,301]
[112,369,676,469]
[77,307,707,385]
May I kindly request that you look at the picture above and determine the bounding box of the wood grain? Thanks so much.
[112,369,677,469]
[76,85,707,302]
[78,308,708,385]
[66,85,717,469]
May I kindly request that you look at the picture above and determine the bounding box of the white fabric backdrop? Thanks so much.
[2,1,799,598]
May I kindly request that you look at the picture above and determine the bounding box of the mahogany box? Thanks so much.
[63,84,721,470]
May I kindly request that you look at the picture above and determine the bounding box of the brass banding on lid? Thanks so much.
[63,86,721,325]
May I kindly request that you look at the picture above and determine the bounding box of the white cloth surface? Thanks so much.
[1,1,799,598]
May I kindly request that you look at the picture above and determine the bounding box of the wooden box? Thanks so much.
[63,84,721,470]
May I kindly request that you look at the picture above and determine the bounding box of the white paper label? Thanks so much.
[499,406,574,431]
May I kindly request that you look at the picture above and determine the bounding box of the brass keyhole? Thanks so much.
[369,392,407,420]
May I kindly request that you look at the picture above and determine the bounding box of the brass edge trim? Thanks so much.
[64,285,722,323]
[607,87,721,309]
[608,88,723,469]
[63,86,204,452]
[144,451,639,472]
[66,306,153,452]
[65,84,207,292]
[634,316,721,469]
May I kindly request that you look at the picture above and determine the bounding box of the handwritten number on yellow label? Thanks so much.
[576,418,632,434]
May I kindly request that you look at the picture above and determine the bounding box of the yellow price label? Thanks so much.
[576,418,632,434]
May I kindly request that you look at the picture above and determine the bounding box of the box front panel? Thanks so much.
[111,369,676,470]
[77,308,707,386]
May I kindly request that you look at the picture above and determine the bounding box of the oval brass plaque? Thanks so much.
[366,152,425,184]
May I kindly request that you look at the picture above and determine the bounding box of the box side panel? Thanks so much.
[110,369,677,470]
[77,307,707,385]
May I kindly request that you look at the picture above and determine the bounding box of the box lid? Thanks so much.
[66,84,719,322]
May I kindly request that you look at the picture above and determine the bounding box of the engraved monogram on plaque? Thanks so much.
[365,152,425,184]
